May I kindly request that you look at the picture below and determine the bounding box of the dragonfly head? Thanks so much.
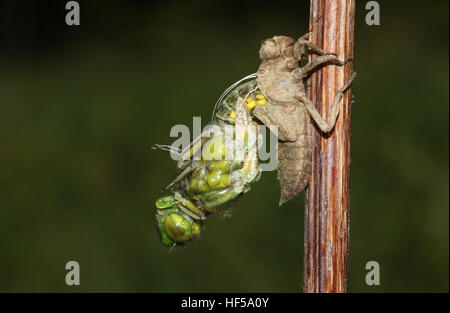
[155,196,201,247]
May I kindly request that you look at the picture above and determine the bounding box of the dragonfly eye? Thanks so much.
[163,213,193,243]
[156,213,175,247]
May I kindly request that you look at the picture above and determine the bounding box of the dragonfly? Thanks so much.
[152,75,266,248]
[152,33,355,248]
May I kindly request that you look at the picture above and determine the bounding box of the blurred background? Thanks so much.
[0,0,448,292]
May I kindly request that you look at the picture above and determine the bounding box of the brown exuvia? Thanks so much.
[253,34,356,205]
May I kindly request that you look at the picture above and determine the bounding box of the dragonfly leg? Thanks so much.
[151,144,182,158]
[165,162,199,190]
[174,191,206,221]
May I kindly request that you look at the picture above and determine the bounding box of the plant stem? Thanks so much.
[304,0,355,293]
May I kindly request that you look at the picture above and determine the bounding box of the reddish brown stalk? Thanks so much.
[304,0,355,293]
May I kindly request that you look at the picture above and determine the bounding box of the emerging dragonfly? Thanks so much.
[152,33,355,248]
[153,77,265,248]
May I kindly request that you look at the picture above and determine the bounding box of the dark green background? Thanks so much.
[0,0,448,292]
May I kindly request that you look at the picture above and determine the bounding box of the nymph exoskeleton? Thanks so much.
[252,33,355,205]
